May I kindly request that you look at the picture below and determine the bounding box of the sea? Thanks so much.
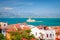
[0,18,60,26]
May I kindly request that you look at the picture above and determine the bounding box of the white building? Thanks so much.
[0,22,8,29]
[0,22,8,36]
[31,27,55,40]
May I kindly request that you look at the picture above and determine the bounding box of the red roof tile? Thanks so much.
[15,24,20,28]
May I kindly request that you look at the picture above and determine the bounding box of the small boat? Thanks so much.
[27,18,36,22]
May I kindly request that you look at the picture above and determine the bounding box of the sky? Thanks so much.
[0,0,60,18]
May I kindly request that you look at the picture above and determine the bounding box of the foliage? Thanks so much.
[10,31,22,40]
[0,33,6,40]
[29,34,35,39]
[10,30,36,40]
[22,30,35,40]
[25,30,31,33]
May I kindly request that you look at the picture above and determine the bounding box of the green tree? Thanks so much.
[25,30,31,33]
[22,30,35,40]
[10,31,22,40]
[10,30,37,40]
[0,33,6,40]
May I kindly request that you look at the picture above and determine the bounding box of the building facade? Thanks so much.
[31,27,56,40]
[0,22,8,36]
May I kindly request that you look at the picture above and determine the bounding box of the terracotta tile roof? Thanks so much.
[6,24,20,32]
[6,24,31,32]
[6,25,16,32]
[51,26,60,33]
[36,26,49,30]
[50,26,60,39]
[14,24,20,28]
[22,27,31,30]
[21,25,31,30]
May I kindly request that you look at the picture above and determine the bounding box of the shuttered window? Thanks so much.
[46,34,48,38]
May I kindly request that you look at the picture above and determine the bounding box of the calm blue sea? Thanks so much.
[0,18,60,26]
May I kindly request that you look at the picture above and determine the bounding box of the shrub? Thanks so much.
[0,33,6,40]
[10,31,22,40]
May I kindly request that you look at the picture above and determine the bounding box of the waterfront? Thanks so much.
[0,22,60,40]
[0,18,60,26]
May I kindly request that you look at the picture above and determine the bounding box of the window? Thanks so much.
[44,27,46,30]
[0,24,1,29]
[0,29,2,33]
[46,34,48,38]
[0,24,1,27]
[50,34,52,38]
[4,24,6,26]
[36,32,37,35]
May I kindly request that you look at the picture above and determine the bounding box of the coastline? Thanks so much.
[0,22,60,40]
[0,18,60,26]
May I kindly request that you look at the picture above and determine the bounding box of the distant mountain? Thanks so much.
[0,12,59,18]
[0,12,16,18]
[0,12,38,18]
[18,12,37,17]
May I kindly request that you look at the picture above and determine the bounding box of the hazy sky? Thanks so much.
[0,0,60,18]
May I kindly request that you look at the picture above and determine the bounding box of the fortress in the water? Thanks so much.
[27,18,36,22]
[27,18,43,22]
